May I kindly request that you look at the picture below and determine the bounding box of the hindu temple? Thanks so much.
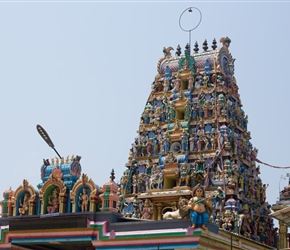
[0,37,280,249]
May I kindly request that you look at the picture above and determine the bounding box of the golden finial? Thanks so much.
[81,173,88,185]
[65,155,69,164]
[23,179,28,190]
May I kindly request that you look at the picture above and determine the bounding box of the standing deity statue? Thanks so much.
[79,188,89,212]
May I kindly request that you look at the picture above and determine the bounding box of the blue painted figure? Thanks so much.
[188,184,213,230]
[161,111,166,122]
[165,65,172,79]
[181,129,188,151]
[148,130,155,139]
[168,102,176,122]
[181,130,188,152]
[142,108,150,124]
[204,58,211,75]
[204,123,212,134]
[163,132,170,153]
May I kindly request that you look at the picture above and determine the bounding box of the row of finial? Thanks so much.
[174,38,217,56]
[43,154,81,166]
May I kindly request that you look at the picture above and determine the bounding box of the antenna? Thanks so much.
[36,124,62,159]
[179,7,202,51]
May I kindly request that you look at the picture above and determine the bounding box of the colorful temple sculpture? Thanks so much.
[0,37,278,250]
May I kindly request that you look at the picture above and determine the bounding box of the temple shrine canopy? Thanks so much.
[0,37,277,249]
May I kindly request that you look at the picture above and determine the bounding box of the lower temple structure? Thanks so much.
[0,212,275,250]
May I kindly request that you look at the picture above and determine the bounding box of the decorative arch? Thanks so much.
[39,177,67,215]
[13,179,38,216]
[70,173,100,212]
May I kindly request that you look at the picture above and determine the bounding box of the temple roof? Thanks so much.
[270,206,290,227]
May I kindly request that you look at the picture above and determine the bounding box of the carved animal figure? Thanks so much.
[149,170,163,189]
[162,198,189,220]
[163,209,180,219]
[178,198,189,219]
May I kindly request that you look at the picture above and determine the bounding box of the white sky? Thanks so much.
[0,1,289,219]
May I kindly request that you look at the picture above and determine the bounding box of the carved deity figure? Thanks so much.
[120,172,129,195]
[163,131,170,153]
[188,184,213,230]
[149,166,163,189]
[19,193,29,216]
[50,164,63,181]
[141,199,153,220]
[163,79,170,92]
[181,130,188,152]
[117,195,126,214]
[165,151,177,163]
[168,102,176,121]
[176,162,190,186]
[79,188,89,212]
[220,210,235,231]
[47,188,59,214]
[185,99,191,121]
[132,206,141,219]
[213,187,225,217]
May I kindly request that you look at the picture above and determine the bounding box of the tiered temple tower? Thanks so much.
[118,37,276,246]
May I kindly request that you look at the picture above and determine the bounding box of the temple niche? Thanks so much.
[70,173,101,213]
[118,37,276,246]
[13,179,38,216]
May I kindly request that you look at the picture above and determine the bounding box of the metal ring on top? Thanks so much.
[179,7,202,32]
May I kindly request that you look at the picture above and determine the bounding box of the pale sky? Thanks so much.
[0,1,289,219]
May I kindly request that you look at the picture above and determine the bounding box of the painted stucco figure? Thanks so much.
[188,184,213,230]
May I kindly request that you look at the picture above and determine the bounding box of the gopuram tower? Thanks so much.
[118,37,276,246]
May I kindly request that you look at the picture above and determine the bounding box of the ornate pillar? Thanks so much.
[59,192,68,213]
[279,221,287,250]
[90,189,101,212]
[155,203,163,220]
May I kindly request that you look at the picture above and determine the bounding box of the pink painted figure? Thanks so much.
[141,199,153,220]
[51,164,63,181]
[146,138,153,156]
[47,189,59,214]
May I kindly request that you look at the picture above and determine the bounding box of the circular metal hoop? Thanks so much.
[179,7,202,32]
